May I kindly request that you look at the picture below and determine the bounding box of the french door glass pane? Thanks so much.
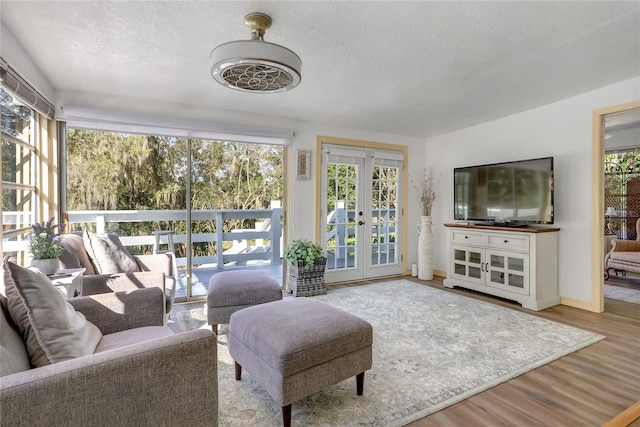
[326,163,359,271]
[370,165,399,266]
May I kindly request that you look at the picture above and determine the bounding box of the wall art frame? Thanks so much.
[296,149,311,180]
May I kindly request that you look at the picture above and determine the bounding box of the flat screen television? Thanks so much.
[454,157,554,225]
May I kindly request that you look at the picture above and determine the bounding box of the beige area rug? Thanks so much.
[178,279,605,426]
[604,284,640,304]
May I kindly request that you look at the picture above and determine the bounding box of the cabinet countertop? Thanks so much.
[444,223,560,233]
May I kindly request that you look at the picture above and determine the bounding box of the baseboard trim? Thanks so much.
[560,296,600,313]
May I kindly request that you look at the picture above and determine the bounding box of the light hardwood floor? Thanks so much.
[171,275,640,426]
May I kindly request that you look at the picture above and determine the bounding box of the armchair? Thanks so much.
[604,218,640,279]
[1,283,217,426]
[59,232,176,314]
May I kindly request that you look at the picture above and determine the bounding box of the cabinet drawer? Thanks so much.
[451,230,484,245]
[487,233,529,251]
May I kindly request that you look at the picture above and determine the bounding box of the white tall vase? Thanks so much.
[417,216,435,280]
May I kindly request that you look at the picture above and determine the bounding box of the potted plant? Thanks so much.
[284,239,327,297]
[27,217,65,275]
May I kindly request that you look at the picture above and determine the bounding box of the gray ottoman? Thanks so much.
[228,298,373,427]
[207,270,282,334]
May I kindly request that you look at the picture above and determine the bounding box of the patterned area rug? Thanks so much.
[178,279,605,426]
[604,284,640,304]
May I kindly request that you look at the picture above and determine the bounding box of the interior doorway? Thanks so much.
[602,113,640,305]
[593,101,640,312]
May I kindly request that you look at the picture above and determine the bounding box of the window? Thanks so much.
[1,87,37,263]
[604,151,640,240]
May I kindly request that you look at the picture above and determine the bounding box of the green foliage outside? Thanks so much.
[325,163,397,249]
[66,129,284,256]
[604,152,640,199]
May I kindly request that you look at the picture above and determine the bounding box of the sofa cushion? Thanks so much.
[59,232,97,275]
[83,231,140,274]
[2,258,102,367]
[95,326,174,353]
[0,293,31,375]
[608,251,640,263]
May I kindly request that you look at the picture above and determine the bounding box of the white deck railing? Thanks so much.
[4,208,283,269]
[326,208,396,258]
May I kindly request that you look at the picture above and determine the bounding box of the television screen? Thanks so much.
[454,157,554,225]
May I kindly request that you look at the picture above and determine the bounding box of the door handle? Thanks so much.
[358,221,365,225]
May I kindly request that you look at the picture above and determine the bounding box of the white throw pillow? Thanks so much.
[2,258,102,367]
[83,231,140,274]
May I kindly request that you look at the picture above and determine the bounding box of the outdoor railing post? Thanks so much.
[216,211,224,270]
[271,208,282,265]
[96,215,105,234]
[337,208,346,259]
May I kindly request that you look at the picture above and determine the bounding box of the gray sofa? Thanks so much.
[59,232,176,315]
[0,281,218,426]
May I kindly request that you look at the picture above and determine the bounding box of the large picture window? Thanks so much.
[64,128,285,301]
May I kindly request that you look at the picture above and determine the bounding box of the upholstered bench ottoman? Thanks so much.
[228,298,373,427]
[207,270,282,334]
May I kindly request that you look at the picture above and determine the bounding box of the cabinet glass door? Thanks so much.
[486,250,529,295]
[451,245,484,285]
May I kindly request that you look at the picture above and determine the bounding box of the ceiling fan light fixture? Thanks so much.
[210,13,302,93]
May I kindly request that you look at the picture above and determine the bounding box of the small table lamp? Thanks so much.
[605,207,616,234]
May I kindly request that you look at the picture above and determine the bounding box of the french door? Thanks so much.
[321,144,404,283]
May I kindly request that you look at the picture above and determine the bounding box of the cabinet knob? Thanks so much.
[504,239,508,243]
[465,236,469,239]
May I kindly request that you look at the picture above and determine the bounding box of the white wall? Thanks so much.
[424,77,640,303]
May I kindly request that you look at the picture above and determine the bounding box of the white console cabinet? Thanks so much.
[443,224,560,311]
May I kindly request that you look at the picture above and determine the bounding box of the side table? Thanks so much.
[49,268,85,298]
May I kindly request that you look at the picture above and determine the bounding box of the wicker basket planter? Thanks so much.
[287,257,327,297]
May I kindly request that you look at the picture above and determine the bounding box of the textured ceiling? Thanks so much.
[1,1,639,138]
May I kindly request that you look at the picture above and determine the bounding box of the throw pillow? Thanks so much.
[2,258,102,367]
[59,232,98,275]
[83,231,140,274]
[0,300,31,376]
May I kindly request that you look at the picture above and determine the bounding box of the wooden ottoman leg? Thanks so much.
[234,361,242,380]
[212,324,218,335]
[282,404,292,427]
[356,372,365,395]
